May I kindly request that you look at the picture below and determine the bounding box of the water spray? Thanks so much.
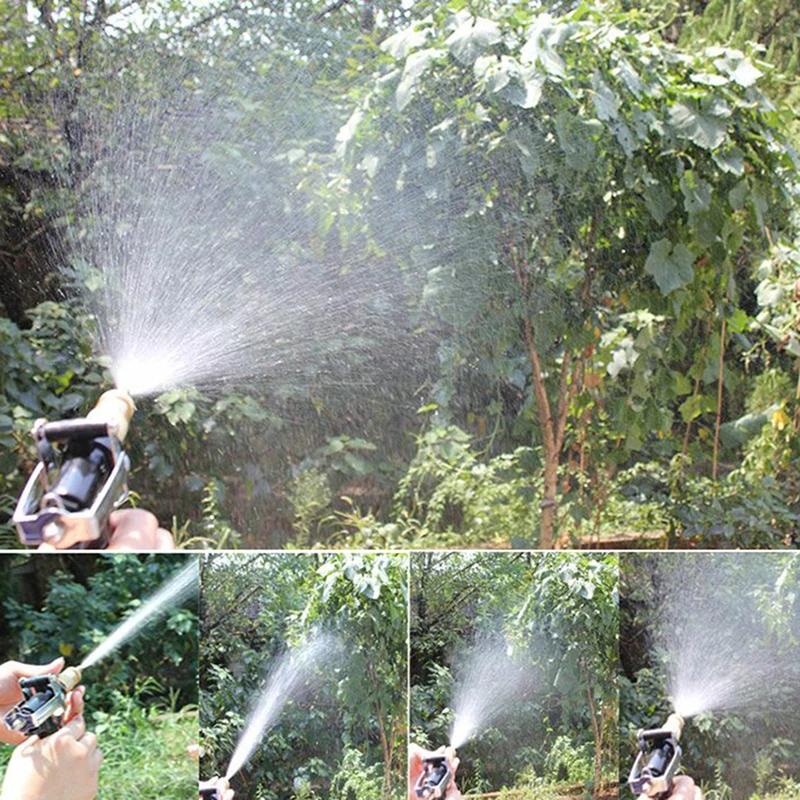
[13,389,136,548]
[3,559,197,737]
[199,633,340,799]
[627,713,685,799]
[414,754,453,799]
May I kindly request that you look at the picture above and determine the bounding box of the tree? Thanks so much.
[326,2,798,547]
[200,553,407,800]
[411,552,618,796]
[519,553,619,799]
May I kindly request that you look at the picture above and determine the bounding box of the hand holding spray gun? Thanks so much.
[0,659,100,800]
[199,777,233,800]
[13,389,136,548]
[628,713,688,799]
[4,666,83,739]
[13,390,173,550]
[409,745,461,800]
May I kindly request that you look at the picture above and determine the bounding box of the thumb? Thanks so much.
[8,658,64,679]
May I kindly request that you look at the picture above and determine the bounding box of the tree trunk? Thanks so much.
[367,661,393,799]
[583,665,602,800]
[511,244,581,549]
[540,444,559,550]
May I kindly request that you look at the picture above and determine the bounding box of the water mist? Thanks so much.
[648,553,800,719]
[80,558,199,669]
[448,639,533,750]
[223,632,342,781]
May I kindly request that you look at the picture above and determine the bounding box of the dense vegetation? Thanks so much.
[411,552,618,799]
[1,0,798,548]
[620,553,800,800]
[0,554,199,800]
[199,553,407,800]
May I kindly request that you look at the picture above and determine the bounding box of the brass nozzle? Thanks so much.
[58,667,82,692]
[664,713,685,742]
[86,390,136,443]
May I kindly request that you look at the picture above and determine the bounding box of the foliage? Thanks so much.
[0,555,198,800]
[411,552,618,798]
[1,0,800,548]
[620,553,800,799]
[318,0,800,546]
[3,554,198,710]
[200,554,406,800]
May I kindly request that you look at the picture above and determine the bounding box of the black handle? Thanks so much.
[40,420,111,442]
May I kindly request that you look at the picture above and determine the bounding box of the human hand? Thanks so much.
[199,776,234,800]
[0,715,102,800]
[409,744,461,800]
[666,776,703,800]
[0,658,84,745]
[37,509,174,552]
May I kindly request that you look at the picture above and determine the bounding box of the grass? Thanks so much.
[0,700,198,800]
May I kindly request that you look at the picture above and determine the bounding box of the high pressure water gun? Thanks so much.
[628,713,685,799]
[414,753,454,800]
[3,667,82,738]
[199,777,230,800]
[13,390,136,548]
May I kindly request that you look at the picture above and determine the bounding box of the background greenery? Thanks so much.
[620,552,800,800]
[0,553,199,800]
[200,553,407,800]
[410,552,618,800]
[1,0,799,549]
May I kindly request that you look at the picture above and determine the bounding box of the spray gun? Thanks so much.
[199,777,230,800]
[628,713,685,799]
[414,754,454,799]
[13,390,136,548]
[3,667,82,738]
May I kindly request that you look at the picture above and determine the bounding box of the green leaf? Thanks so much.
[645,239,695,295]
[689,72,728,87]
[643,184,675,225]
[668,101,728,151]
[445,15,501,66]
[730,60,762,88]
[615,58,642,98]
[381,25,431,59]
[713,146,745,176]
[592,73,620,121]
[680,171,712,214]
[756,279,784,308]
[396,49,440,111]
[520,14,567,78]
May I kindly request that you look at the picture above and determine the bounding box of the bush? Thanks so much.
[4,555,198,710]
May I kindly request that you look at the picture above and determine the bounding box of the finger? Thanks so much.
[156,527,176,551]
[450,757,460,775]
[18,734,40,754]
[408,744,425,773]
[6,658,65,679]
[57,714,86,743]
[91,746,104,772]
[36,543,57,552]
[80,730,98,754]
[64,686,85,724]
[107,509,161,551]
